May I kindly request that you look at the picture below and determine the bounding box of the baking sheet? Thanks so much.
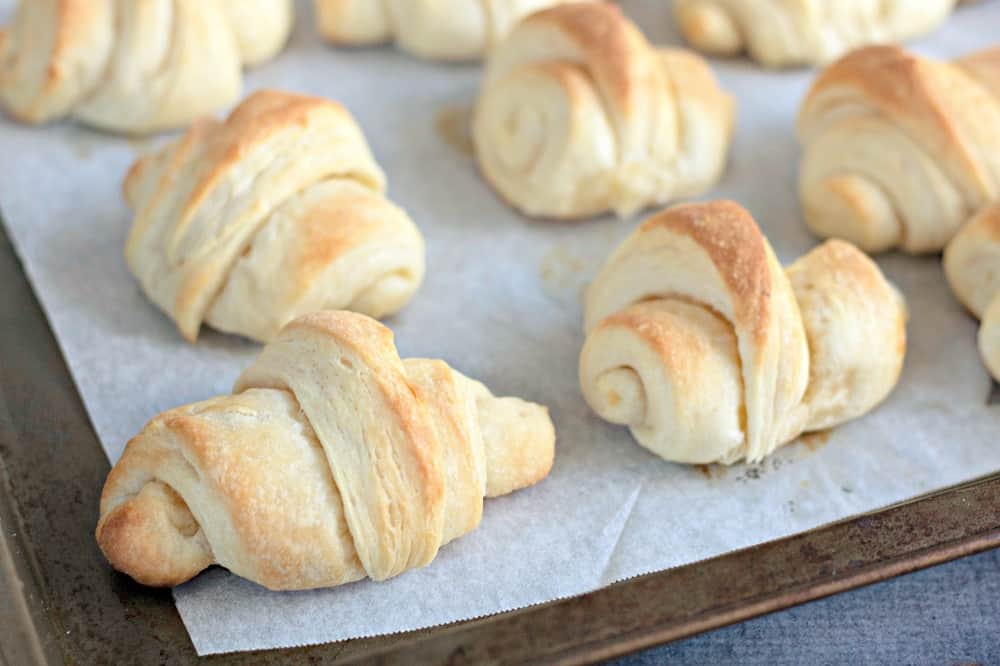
[1,0,998,656]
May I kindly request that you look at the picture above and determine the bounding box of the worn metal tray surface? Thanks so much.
[1,220,999,665]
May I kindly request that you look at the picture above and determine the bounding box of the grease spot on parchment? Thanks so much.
[690,464,727,481]
[539,245,589,303]
[435,104,474,157]
[799,428,833,453]
[540,223,628,305]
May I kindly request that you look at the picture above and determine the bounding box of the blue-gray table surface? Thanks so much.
[617,548,1000,665]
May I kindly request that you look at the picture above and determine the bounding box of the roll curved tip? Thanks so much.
[592,367,647,426]
[96,481,212,588]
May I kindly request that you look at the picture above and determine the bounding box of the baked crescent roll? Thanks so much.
[473,3,734,220]
[96,310,556,590]
[672,0,957,68]
[798,45,1000,254]
[313,0,587,61]
[124,90,425,343]
[581,201,906,465]
[222,0,295,66]
[944,202,1000,381]
[0,0,293,133]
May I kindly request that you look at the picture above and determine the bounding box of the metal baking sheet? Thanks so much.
[4,0,1000,651]
[2,221,998,665]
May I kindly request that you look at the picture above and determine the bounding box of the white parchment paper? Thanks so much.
[1,0,999,656]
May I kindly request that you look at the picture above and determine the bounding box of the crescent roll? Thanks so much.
[944,202,1000,381]
[313,0,587,61]
[222,0,295,66]
[124,90,425,343]
[581,201,907,465]
[0,0,293,134]
[473,3,734,220]
[672,0,957,68]
[798,45,1000,254]
[96,310,556,590]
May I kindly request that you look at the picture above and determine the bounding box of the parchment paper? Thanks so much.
[1,0,998,656]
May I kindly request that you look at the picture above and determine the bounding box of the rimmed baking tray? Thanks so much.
[2,221,999,665]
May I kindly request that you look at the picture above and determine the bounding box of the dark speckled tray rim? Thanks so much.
[1,220,998,666]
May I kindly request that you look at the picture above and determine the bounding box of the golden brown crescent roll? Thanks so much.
[672,0,957,68]
[798,45,1000,254]
[96,310,556,590]
[0,0,293,133]
[124,90,425,343]
[580,201,907,465]
[473,3,734,220]
[313,0,588,61]
[944,202,1000,381]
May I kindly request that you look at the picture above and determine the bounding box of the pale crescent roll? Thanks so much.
[222,0,295,66]
[124,90,425,343]
[473,3,734,220]
[673,0,957,68]
[581,201,907,464]
[96,311,556,590]
[944,202,1000,382]
[0,0,293,134]
[798,45,1000,254]
[313,0,588,61]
